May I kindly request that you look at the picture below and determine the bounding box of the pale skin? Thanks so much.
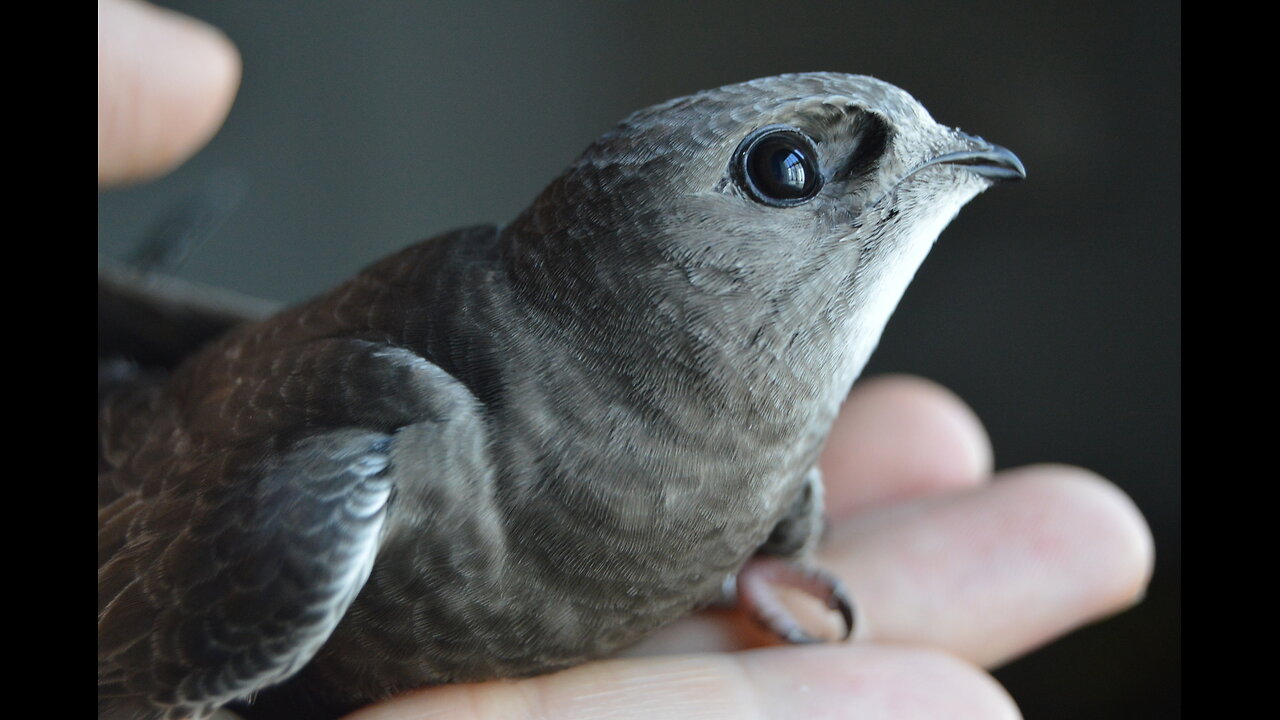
[98,2,1155,716]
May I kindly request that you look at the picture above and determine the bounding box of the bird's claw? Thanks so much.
[735,557,856,643]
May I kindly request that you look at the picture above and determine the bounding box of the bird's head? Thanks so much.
[505,73,1023,392]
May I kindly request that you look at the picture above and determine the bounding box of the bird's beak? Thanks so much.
[920,138,1026,182]
[869,135,1025,210]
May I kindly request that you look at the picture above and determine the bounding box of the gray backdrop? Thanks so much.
[98,2,1181,716]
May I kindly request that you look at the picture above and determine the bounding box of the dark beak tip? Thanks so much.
[965,144,1026,182]
[981,144,1027,181]
[931,142,1027,183]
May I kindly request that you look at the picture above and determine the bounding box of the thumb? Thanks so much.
[341,646,1019,720]
[97,0,241,187]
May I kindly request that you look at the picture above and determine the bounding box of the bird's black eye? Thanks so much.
[735,128,823,207]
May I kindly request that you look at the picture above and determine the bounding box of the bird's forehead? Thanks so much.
[575,74,947,187]
[642,74,934,132]
[726,73,935,126]
[609,73,938,159]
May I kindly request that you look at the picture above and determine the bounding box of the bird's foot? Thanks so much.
[733,557,855,643]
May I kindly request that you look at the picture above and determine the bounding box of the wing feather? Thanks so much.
[98,431,393,719]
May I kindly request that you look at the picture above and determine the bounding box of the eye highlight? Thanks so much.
[735,127,823,207]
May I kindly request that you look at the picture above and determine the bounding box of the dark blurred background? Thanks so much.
[97,2,1180,716]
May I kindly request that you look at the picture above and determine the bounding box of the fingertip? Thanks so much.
[822,464,1153,668]
[822,374,993,516]
[98,0,242,186]
[847,375,994,481]
[998,465,1155,614]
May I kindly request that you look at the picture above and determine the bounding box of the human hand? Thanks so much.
[98,0,240,187]
[344,375,1152,719]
